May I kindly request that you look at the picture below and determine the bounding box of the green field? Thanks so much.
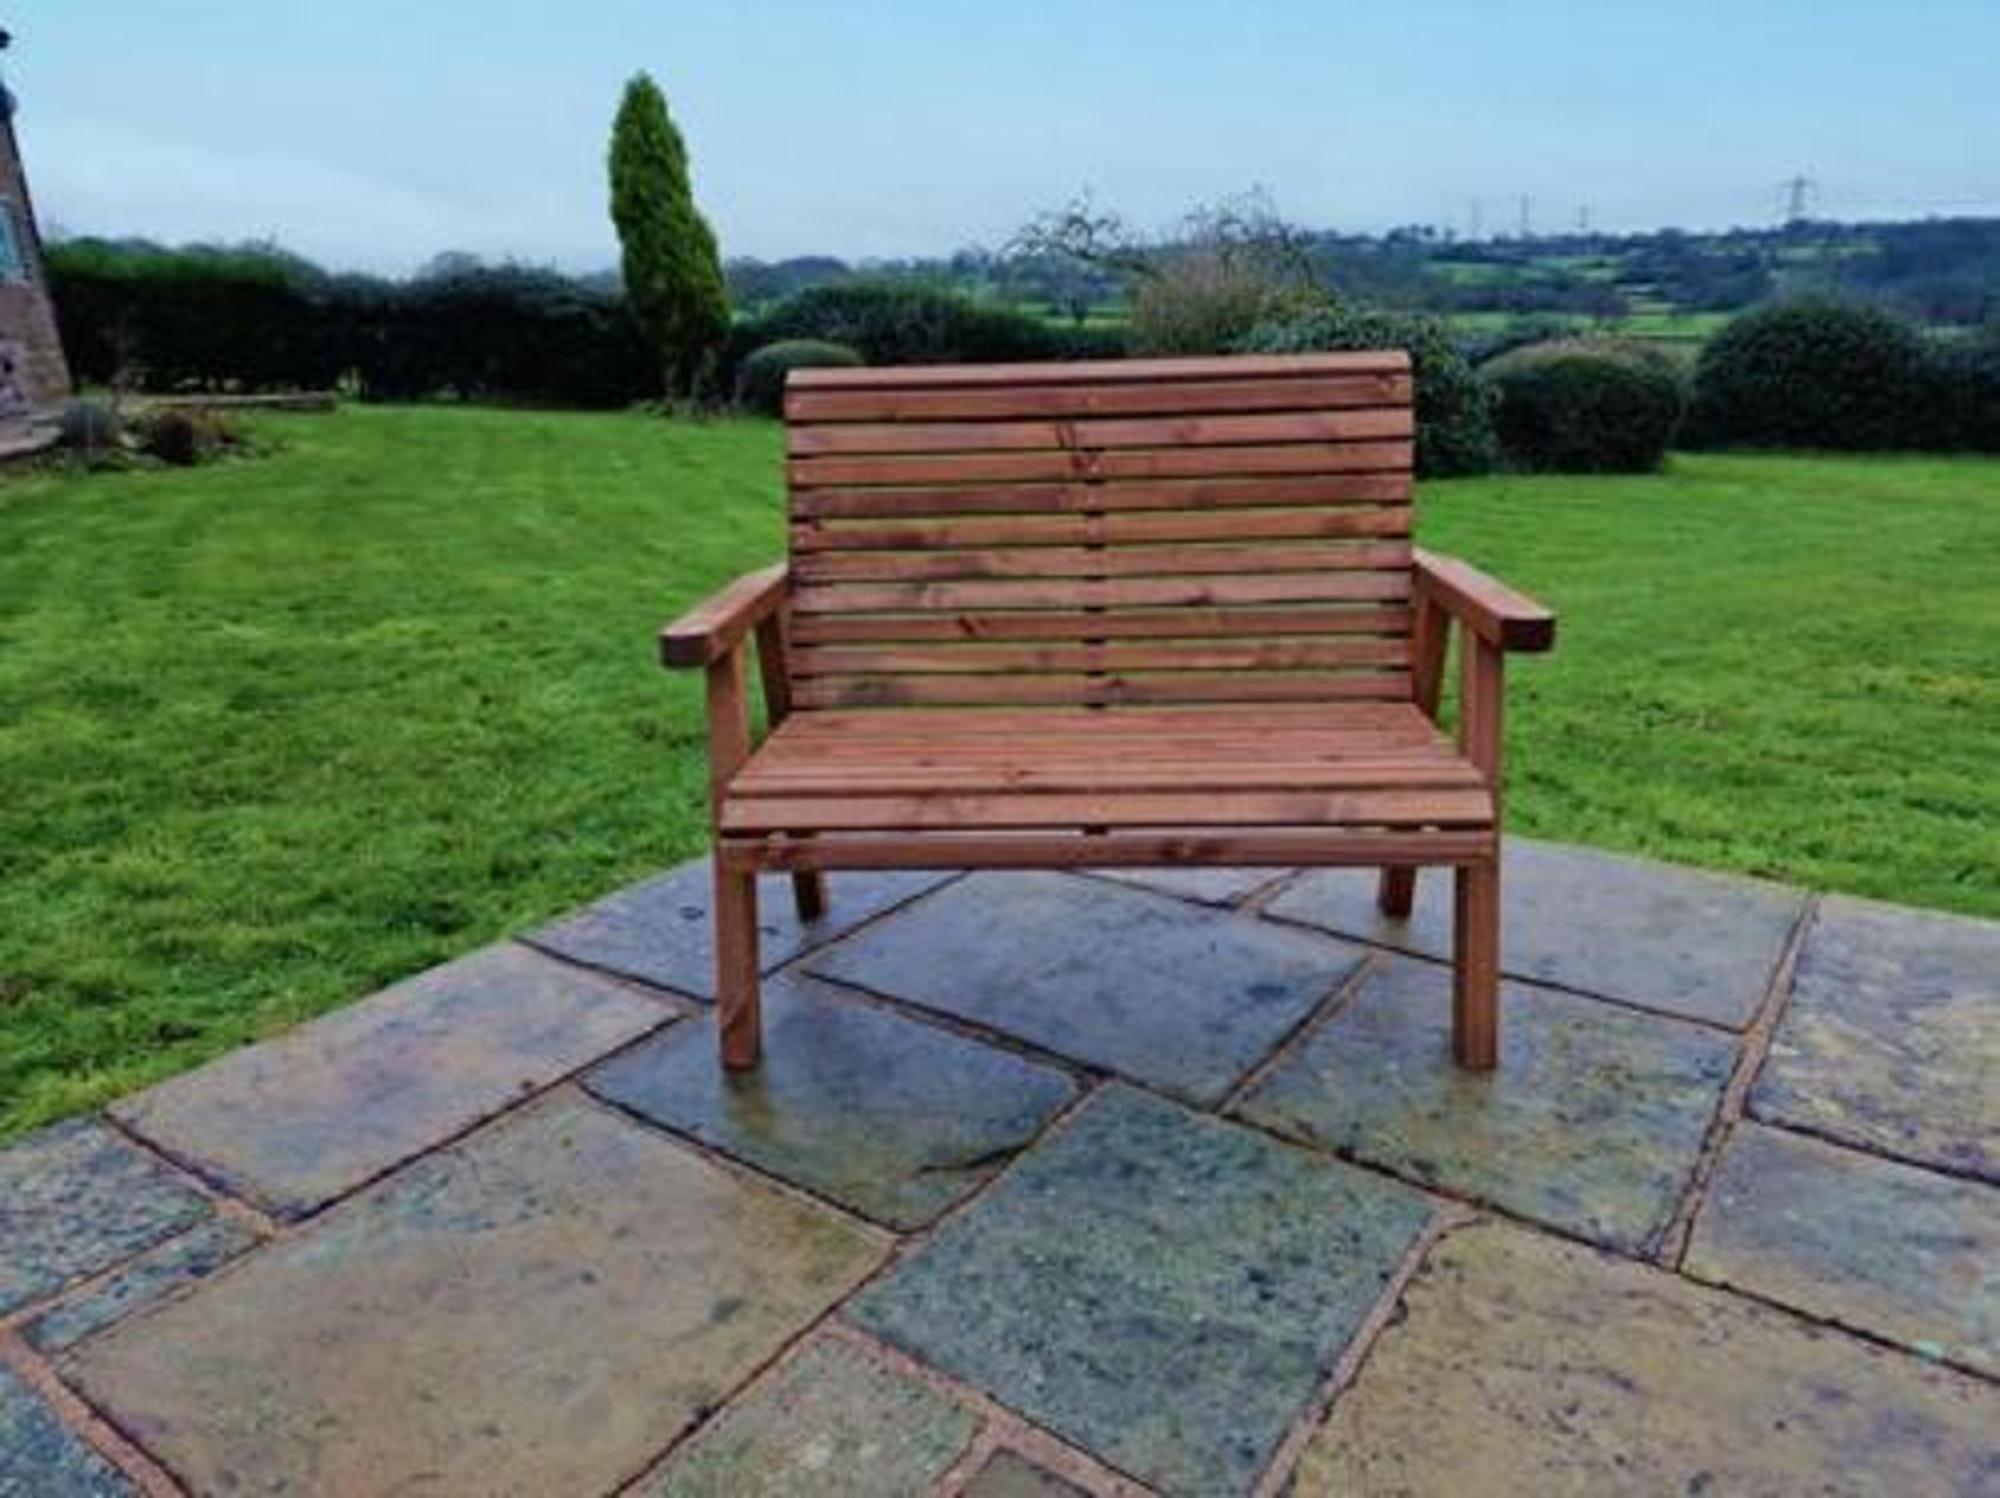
[2,407,1995,1139]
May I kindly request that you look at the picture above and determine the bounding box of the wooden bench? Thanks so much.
[662,352,1555,1071]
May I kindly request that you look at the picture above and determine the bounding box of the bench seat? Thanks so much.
[662,352,1555,1073]
[720,704,1492,855]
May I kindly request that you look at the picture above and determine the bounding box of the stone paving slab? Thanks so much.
[63,1094,885,1498]
[22,1216,262,1355]
[111,943,668,1218]
[1686,1121,1998,1376]
[1083,866,1284,907]
[1752,895,1998,1180]
[1294,1220,2000,1496]
[1235,957,1736,1253]
[586,974,1078,1228]
[638,1334,979,1496]
[0,1361,135,1497]
[1264,838,1804,1027]
[527,858,953,999]
[808,872,1365,1106]
[963,1450,1091,1498]
[0,1118,212,1317]
[846,1085,1433,1497]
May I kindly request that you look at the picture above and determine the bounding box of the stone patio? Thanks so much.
[1,837,1994,1496]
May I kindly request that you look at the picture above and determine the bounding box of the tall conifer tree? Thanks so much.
[609,73,728,402]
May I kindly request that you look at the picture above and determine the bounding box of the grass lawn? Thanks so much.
[2,406,1995,1138]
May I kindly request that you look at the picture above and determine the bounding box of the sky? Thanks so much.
[9,1,1998,276]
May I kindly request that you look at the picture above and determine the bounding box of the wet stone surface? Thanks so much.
[638,1335,979,1496]
[1235,957,1737,1253]
[23,1215,263,1355]
[1751,895,1999,1180]
[1296,1221,2000,1495]
[0,1362,135,1497]
[808,872,1364,1106]
[1083,866,1284,907]
[527,858,953,999]
[846,1085,1433,1497]
[111,943,668,1218]
[1686,1122,1998,1375]
[962,1450,1092,1497]
[63,1095,884,1498]
[0,1118,212,1316]
[586,974,1077,1228]
[1265,838,1804,1027]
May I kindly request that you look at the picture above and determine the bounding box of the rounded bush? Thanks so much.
[137,407,238,465]
[58,399,120,451]
[1239,306,1496,477]
[732,282,1070,371]
[1484,339,1687,472]
[1688,299,1928,450]
[734,340,863,416]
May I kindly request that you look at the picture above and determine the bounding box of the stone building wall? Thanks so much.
[0,105,71,414]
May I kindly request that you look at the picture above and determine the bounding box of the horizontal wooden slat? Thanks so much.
[737,762,1478,795]
[780,352,1425,715]
[787,373,1411,423]
[791,639,1411,676]
[723,786,1490,833]
[788,408,1411,457]
[788,605,1413,645]
[786,351,1409,391]
[792,507,1407,551]
[789,440,1412,489]
[777,702,1442,742]
[790,671,1413,708]
[793,542,1412,585]
[792,572,1411,615]
[792,473,1411,520]
[723,827,1495,873]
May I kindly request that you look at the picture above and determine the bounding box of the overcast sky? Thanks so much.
[10,1,1998,276]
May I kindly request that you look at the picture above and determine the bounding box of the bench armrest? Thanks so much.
[659,563,789,668]
[1413,549,1556,653]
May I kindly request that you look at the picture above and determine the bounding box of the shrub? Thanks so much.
[735,340,863,416]
[1239,306,1497,477]
[48,242,657,408]
[1126,251,1324,357]
[1484,339,1688,472]
[57,399,120,453]
[1687,298,1928,450]
[733,282,1074,370]
[1921,328,2000,452]
[137,407,242,466]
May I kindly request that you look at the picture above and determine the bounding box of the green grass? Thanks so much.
[2,407,1995,1139]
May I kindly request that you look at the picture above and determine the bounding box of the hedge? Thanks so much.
[51,247,1127,408]
[730,281,1123,376]
[50,242,656,407]
[1484,339,1687,472]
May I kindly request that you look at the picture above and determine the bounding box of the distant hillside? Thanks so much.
[726,217,2000,353]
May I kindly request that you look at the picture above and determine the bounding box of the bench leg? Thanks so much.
[1452,861,1500,1070]
[1377,867,1416,918]
[791,872,827,923]
[715,860,762,1070]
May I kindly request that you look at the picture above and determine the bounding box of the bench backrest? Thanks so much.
[781,351,1416,710]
